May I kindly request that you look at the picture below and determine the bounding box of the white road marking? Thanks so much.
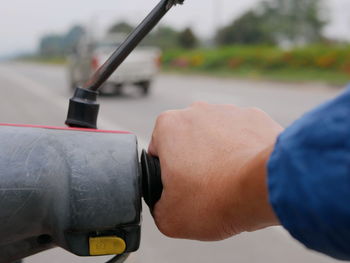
[0,65,148,149]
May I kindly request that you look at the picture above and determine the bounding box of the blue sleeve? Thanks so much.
[268,86,350,260]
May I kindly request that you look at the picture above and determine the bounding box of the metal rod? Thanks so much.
[84,0,180,91]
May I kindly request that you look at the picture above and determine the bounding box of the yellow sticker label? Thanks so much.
[89,236,126,256]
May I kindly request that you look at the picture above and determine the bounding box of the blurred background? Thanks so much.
[0,0,349,262]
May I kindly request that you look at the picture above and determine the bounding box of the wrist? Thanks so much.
[235,145,280,232]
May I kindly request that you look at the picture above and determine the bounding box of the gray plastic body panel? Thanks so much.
[0,125,141,262]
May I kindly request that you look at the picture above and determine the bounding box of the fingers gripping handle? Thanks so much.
[141,150,163,210]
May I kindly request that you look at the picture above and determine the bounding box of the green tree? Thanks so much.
[178,27,199,49]
[261,0,327,45]
[143,26,180,50]
[216,0,327,46]
[39,25,86,57]
[216,11,274,45]
[62,25,85,53]
[108,22,133,34]
[39,34,64,56]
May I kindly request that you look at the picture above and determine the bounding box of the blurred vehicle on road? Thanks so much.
[67,33,161,95]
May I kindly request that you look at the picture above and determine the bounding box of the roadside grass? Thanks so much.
[163,67,350,86]
[162,45,350,86]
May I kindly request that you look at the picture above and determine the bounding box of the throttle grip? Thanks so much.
[141,150,163,210]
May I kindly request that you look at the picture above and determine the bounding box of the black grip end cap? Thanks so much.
[141,150,163,211]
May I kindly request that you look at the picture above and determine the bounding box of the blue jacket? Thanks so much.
[268,87,350,260]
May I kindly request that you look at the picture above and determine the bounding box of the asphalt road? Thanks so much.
[0,62,347,263]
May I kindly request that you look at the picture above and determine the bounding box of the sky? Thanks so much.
[0,0,350,56]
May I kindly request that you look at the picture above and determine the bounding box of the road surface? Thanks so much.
[0,62,347,263]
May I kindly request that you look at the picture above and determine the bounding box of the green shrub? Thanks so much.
[163,45,350,74]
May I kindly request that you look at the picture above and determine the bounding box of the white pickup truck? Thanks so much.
[67,34,161,95]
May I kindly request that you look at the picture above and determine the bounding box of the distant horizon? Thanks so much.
[0,0,349,56]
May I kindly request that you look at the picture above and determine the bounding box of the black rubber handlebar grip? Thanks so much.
[141,150,163,210]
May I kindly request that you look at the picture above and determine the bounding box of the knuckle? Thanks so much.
[156,111,177,127]
[223,104,239,110]
[190,101,209,108]
[155,112,167,125]
[247,107,265,115]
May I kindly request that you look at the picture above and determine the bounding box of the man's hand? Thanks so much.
[148,102,283,241]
